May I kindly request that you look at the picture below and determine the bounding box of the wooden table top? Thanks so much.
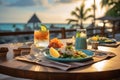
[0,40,120,80]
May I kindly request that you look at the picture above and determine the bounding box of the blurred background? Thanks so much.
[0,0,120,43]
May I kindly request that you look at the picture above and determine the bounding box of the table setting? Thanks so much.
[13,25,117,71]
[0,25,120,80]
[88,35,120,47]
[0,25,118,71]
[15,48,116,71]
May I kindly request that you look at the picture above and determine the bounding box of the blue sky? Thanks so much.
[0,0,104,23]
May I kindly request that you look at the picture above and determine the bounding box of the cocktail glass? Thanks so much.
[34,30,49,48]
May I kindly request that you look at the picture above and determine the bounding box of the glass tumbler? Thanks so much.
[34,30,49,48]
[75,29,87,50]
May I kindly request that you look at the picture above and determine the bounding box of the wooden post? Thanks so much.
[101,21,105,37]
[112,21,116,38]
[61,28,66,39]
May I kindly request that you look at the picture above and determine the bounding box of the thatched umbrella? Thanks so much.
[96,16,120,37]
[27,13,42,29]
[96,16,120,21]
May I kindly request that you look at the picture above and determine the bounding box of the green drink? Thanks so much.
[75,29,87,50]
[75,37,87,50]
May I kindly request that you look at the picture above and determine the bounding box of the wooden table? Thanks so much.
[0,41,120,80]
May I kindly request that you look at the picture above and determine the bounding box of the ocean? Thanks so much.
[0,23,74,32]
[0,23,89,43]
[0,23,120,44]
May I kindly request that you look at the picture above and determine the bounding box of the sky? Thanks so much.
[0,0,105,23]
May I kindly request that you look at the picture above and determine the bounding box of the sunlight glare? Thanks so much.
[85,0,93,8]
[93,60,107,71]
[98,22,104,26]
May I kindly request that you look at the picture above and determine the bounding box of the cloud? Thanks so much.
[37,0,53,8]
[0,0,8,5]
[0,0,21,6]
[5,0,52,8]
[2,0,79,7]
[8,0,37,7]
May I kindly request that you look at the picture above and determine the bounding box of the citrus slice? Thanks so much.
[76,32,80,37]
[49,47,60,58]
[91,36,98,41]
[41,25,47,31]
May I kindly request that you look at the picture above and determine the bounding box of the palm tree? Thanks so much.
[101,0,120,17]
[67,1,93,29]
[91,0,97,25]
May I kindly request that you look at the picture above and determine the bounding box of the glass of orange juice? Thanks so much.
[34,25,49,48]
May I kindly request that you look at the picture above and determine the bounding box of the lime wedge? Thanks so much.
[76,32,81,38]
[40,25,47,31]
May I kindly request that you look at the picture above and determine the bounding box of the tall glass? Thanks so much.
[75,29,87,50]
[34,30,49,48]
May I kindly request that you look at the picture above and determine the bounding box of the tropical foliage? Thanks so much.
[67,1,93,29]
[101,0,120,17]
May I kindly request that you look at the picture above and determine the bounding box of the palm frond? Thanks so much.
[101,0,109,8]
[75,7,80,11]
[91,4,96,10]
[67,1,93,28]
[84,15,94,20]
[105,6,119,17]
[66,19,78,24]
[79,2,85,19]
[80,3,85,13]
[83,8,91,16]
[71,11,79,18]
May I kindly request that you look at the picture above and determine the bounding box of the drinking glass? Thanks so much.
[91,41,99,50]
[75,29,87,50]
[34,30,49,48]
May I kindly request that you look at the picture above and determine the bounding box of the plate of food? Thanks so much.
[88,36,116,44]
[43,47,94,62]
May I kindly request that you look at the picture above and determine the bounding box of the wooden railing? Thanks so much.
[0,27,116,39]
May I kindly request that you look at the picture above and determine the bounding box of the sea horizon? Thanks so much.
[0,23,89,32]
